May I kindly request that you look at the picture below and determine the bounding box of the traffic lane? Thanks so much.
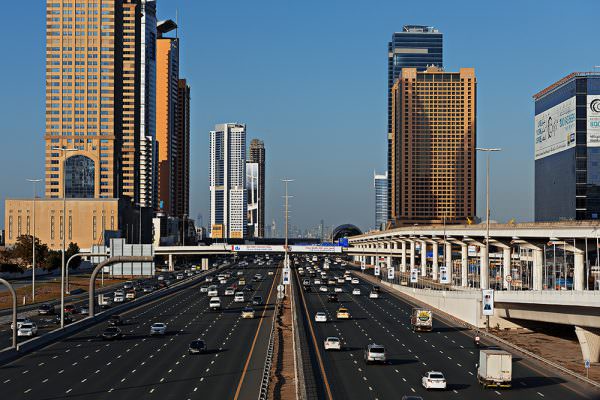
[127,267,276,400]
[343,274,594,400]
[0,275,214,399]
[300,279,381,400]
[0,267,231,396]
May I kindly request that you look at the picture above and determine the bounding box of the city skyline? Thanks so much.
[0,0,599,233]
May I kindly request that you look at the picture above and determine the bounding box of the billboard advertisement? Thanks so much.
[288,245,342,253]
[374,265,380,276]
[410,268,418,283]
[534,96,576,160]
[439,266,450,284]
[482,289,494,316]
[231,245,285,252]
[387,266,395,280]
[588,95,600,146]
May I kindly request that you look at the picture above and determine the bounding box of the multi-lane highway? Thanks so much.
[0,260,278,400]
[296,259,600,400]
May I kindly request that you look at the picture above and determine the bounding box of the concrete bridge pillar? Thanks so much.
[461,244,468,287]
[400,241,407,272]
[410,240,416,272]
[480,245,488,289]
[168,254,174,272]
[574,251,584,291]
[432,241,439,281]
[445,242,452,284]
[420,241,427,277]
[532,248,543,291]
[502,247,511,290]
[575,326,600,363]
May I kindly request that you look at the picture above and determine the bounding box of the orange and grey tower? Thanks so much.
[155,19,179,215]
[390,66,476,225]
[44,0,157,206]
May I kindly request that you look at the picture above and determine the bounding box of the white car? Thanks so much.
[268,271,274,276]
[369,291,379,299]
[113,295,125,303]
[209,297,221,310]
[208,287,219,297]
[352,288,361,295]
[351,278,359,284]
[234,292,245,302]
[150,322,167,335]
[11,317,32,330]
[319,286,328,293]
[176,273,184,280]
[314,312,327,322]
[364,344,386,364]
[422,371,447,390]
[323,337,341,350]
[314,279,321,285]
[17,322,38,337]
[345,276,352,282]
[219,278,227,285]
[225,287,235,296]
[334,287,343,293]
[200,286,209,293]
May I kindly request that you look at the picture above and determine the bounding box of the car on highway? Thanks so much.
[314,312,327,323]
[80,306,89,315]
[234,292,245,303]
[123,281,134,289]
[351,278,359,284]
[208,286,219,297]
[334,287,343,293]
[337,277,345,284]
[150,322,167,335]
[113,294,125,303]
[209,297,221,311]
[369,291,379,299]
[319,286,328,293]
[143,286,154,293]
[302,279,310,286]
[126,290,136,300]
[244,285,254,292]
[158,275,166,281]
[219,278,227,284]
[327,294,338,303]
[303,285,312,292]
[64,304,78,314]
[109,315,123,326]
[55,313,75,325]
[241,307,256,319]
[252,296,263,305]
[225,287,235,296]
[11,317,32,330]
[176,273,184,280]
[239,278,246,285]
[336,307,350,319]
[188,339,207,355]
[327,278,336,285]
[345,276,352,282]
[237,271,244,276]
[38,303,55,315]
[364,344,386,364]
[101,327,123,340]
[268,271,274,276]
[422,371,447,390]
[323,337,341,351]
[400,396,423,400]
[18,322,38,337]
[352,288,361,295]
[314,278,321,285]
[200,285,209,293]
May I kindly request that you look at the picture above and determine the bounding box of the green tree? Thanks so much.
[66,242,81,269]
[45,250,62,271]
[9,235,49,268]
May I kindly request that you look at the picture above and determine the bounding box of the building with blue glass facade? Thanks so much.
[387,26,443,224]
[534,72,600,221]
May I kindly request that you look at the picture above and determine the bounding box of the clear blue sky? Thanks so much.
[0,0,598,233]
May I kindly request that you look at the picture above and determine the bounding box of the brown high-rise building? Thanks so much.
[44,0,155,204]
[390,66,476,225]
[248,139,265,237]
[155,20,179,214]
[174,79,191,219]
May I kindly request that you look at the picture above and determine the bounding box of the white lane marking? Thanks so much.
[66,389,72,394]
[42,378,48,383]
[24,388,32,393]
[537,393,545,397]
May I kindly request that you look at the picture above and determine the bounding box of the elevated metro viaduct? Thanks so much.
[345,221,600,362]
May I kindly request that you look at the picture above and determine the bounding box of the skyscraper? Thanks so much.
[390,66,476,225]
[156,20,179,214]
[248,139,266,237]
[534,72,600,221]
[387,26,443,224]
[374,171,388,230]
[210,123,247,239]
[174,79,191,219]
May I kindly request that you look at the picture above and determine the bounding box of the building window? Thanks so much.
[17,216,22,238]
[51,216,55,240]
[65,154,95,198]
[8,216,12,240]
[60,216,64,240]
[93,216,97,241]
[69,215,73,240]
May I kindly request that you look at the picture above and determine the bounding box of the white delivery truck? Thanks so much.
[477,349,512,388]
[410,308,433,332]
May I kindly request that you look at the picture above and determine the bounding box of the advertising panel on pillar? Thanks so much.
[387,266,395,280]
[374,265,381,276]
[482,289,494,316]
[410,268,418,283]
[439,266,450,284]
[360,261,366,271]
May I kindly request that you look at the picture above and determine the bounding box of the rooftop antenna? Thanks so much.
[175,8,179,38]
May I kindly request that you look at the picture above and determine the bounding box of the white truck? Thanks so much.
[477,349,512,388]
[410,308,433,332]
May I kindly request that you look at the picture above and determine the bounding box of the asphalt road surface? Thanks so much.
[297,261,600,400]
[0,262,278,400]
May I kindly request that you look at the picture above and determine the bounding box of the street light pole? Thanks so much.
[476,147,501,291]
[52,146,76,329]
[26,179,42,303]
[282,179,293,269]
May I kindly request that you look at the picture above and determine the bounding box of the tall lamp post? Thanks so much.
[476,147,501,291]
[52,146,77,328]
[282,179,293,270]
[135,203,143,244]
[26,178,43,303]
